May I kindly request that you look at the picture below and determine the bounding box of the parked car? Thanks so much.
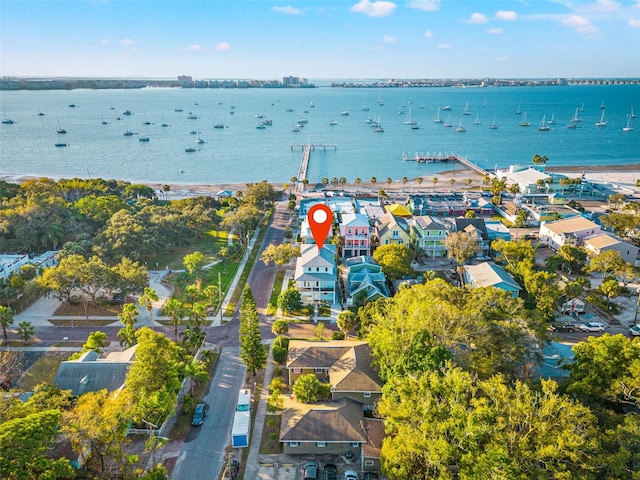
[304,461,319,480]
[343,470,359,480]
[579,322,606,332]
[551,322,576,333]
[630,325,640,336]
[323,463,338,480]
[191,403,208,426]
[363,474,379,480]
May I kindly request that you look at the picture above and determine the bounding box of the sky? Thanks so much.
[1,0,639,79]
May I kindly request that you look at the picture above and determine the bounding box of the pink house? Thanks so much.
[340,213,371,258]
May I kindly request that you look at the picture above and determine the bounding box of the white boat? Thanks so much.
[411,124,420,130]
[292,125,300,132]
[595,110,607,127]
[340,111,350,116]
[474,114,481,125]
[548,112,556,125]
[538,115,550,131]
[329,119,338,126]
[515,105,522,115]
[570,107,582,123]
[213,123,225,129]
[433,109,443,124]
[256,124,266,129]
[441,105,452,111]
[519,113,530,127]
[600,100,606,110]
[489,115,498,129]
[455,119,466,132]
[404,108,417,126]
[444,117,453,128]
[55,133,67,147]
[462,101,471,115]
[622,116,633,132]
[56,118,66,134]
[630,106,636,119]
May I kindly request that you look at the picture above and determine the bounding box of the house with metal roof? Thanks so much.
[375,212,411,246]
[461,262,521,298]
[294,244,337,303]
[344,256,390,306]
[339,213,371,258]
[411,215,448,258]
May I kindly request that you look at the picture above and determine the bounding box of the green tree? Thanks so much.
[432,177,438,189]
[394,329,452,376]
[444,231,478,265]
[373,244,414,280]
[416,177,423,191]
[118,302,139,328]
[183,251,206,278]
[321,177,329,190]
[337,310,357,339]
[523,270,560,321]
[239,287,266,376]
[0,410,75,479]
[598,278,622,310]
[139,287,159,324]
[292,374,331,403]
[16,320,35,345]
[588,249,626,280]
[491,238,535,271]
[370,176,377,191]
[278,288,302,316]
[221,204,262,244]
[557,245,588,274]
[271,319,289,347]
[354,177,361,192]
[260,243,301,267]
[532,153,549,165]
[183,357,210,396]
[0,305,14,345]
[163,298,185,340]
[315,322,325,340]
[203,284,221,310]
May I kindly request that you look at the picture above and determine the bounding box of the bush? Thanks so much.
[269,377,283,393]
[272,345,288,364]
[331,331,345,340]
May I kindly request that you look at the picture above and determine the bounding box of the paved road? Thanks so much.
[170,347,246,480]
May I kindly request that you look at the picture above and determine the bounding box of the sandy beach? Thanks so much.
[2,163,638,199]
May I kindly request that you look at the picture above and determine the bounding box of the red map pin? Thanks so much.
[307,204,333,251]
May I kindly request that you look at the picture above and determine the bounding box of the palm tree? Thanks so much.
[164,298,185,340]
[0,306,14,346]
[184,357,210,396]
[190,302,207,327]
[161,184,171,200]
[466,178,473,191]
[339,176,347,190]
[139,287,158,324]
[331,177,338,189]
[354,177,361,192]
[370,176,377,192]
[449,178,456,191]
[402,176,408,191]
[16,321,34,345]
[559,177,571,195]
[301,178,309,190]
[416,177,423,191]
[337,311,357,340]
[432,177,438,190]
[386,177,392,190]
[509,183,521,195]
[321,177,329,190]
[118,303,139,328]
[290,176,297,184]
[271,319,289,347]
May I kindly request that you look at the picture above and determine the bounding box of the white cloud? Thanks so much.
[437,43,451,49]
[100,38,110,45]
[630,18,640,27]
[119,38,136,47]
[350,0,397,17]
[272,6,303,15]
[424,30,433,38]
[496,10,517,21]
[408,0,440,12]
[383,35,397,43]
[186,44,202,52]
[467,12,489,24]
[487,27,504,34]
[495,55,509,62]
[215,42,231,52]
[576,0,621,14]
[561,15,598,34]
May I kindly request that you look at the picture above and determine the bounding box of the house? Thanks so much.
[54,345,138,396]
[300,217,333,245]
[294,244,337,303]
[375,212,411,246]
[345,256,390,306]
[496,165,563,194]
[339,213,371,258]
[451,218,491,258]
[361,418,385,472]
[411,215,448,258]
[539,215,601,250]
[584,233,639,265]
[461,262,521,298]
[280,397,368,455]
[286,340,383,409]
[355,198,385,220]
[385,203,412,217]
[484,220,511,242]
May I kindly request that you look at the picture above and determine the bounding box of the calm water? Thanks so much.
[0,84,638,185]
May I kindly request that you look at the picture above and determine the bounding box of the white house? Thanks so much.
[584,233,639,266]
[539,216,601,250]
[294,244,338,303]
[461,262,521,298]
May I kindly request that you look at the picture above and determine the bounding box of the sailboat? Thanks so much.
[373,116,384,132]
[599,100,606,110]
[462,101,471,115]
[570,108,582,123]
[55,134,68,147]
[515,105,522,115]
[622,116,633,132]
[474,114,481,125]
[56,118,66,134]
[404,108,417,126]
[489,115,498,129]
[444,116,453,128]
[548,113,556,125]
[2,109,15,124]
[433,109,443,124]
[519,113,530,127]
[455,119,466,132]
[630,106,636,119]
[594,110,607,127]
[538,115,550,131]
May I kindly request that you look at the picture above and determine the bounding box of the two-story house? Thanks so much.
[584,233,639,265]
[461,262,521,298]
[539,215,601,250]
[451,218,491,259]
[411,215,448,258]
[375,212,411,246]
[294,244,338,303]
[344,256,390,306]
[339,213,371,258]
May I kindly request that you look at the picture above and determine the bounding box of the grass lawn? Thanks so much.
[259,415,283,454]
[18,351,70,391]
[267,270,286,315]
[48,319,117,327]
[53,301,125,316]
[147,230,230,271]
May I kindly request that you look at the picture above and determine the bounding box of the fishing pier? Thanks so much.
[402,152,491,177]
[291,142,337,192]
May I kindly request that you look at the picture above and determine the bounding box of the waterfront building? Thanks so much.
[539,216,601,250]
[294,244,338,304]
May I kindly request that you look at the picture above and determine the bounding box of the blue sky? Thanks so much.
[1,0,639,79]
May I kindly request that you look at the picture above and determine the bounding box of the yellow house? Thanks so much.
[385,203,413,217]
[375,212,411,246]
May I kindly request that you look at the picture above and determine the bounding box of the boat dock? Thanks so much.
[292,142,337,192]
[402,152,491,177]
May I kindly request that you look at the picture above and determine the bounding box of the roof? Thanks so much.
[340,213,370,229]
[385,204,412,217]
[454,218,488,239]
[542,215,599,235]
[377,212,409,237]
[463,262,521,291]
[413,215,447,231]
[584,233,621,249]
[297,244,336,268]
[54,345,137,396]
[362,418,385,459]
[502,166,550,185]
[280,397,367,443]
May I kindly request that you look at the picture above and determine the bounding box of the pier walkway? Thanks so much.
[402,151,493,178]
[291,142,337,192]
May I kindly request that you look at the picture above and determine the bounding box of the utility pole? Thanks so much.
[218,272,222,323]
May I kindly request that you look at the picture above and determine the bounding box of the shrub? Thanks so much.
[269,377,283,393]
[272,345,288,364]
[331,331,345,340]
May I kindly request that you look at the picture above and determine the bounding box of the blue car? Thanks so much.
[191,403,208,426]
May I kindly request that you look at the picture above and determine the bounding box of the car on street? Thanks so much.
[304,461,319,480]
[323,463,338,480]
[630,325,640,336]
[343,470,359,480]
[363,474,379,480]
[578,322,606,332]
[551,322,576,333]
[191,403,208,426]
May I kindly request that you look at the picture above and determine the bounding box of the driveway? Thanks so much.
[170,347,246,480]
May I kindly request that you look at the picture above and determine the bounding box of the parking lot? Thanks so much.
[255,454,384,480]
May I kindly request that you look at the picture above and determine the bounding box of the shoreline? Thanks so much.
[2,163,638,199]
